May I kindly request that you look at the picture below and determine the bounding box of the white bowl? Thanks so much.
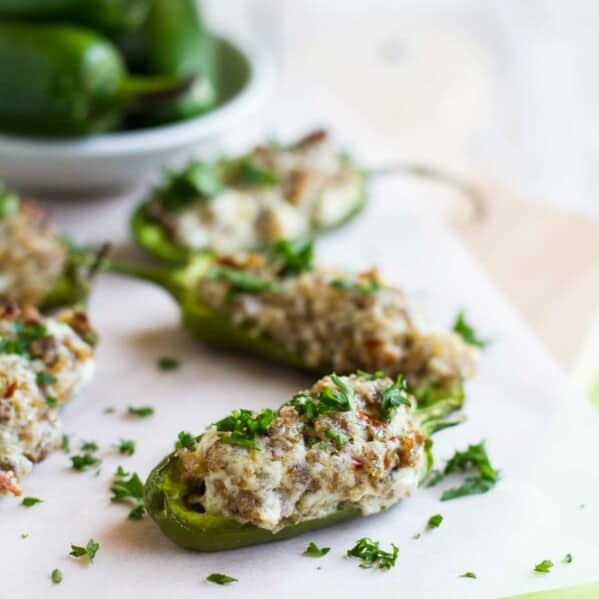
[0,34,273,194]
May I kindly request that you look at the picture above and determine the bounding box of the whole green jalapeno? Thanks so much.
[0,22,190,137]
[144,372,464,551]
[0,0,152,33]
[116,0,217,124]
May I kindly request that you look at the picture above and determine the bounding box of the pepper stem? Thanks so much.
[369,162,486,223]
[415,390,465,438]
[104,259,183,299]
[119,75,194,112]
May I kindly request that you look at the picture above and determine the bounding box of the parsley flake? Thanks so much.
[325,429,348,448]
[21,496,43,507]
[440,441,499,501]
[564,553,573,564]
[207,265,278,295]
[45,396,58,408]
[427,514,443,529]
[272,239,314,275]
[111,468,145,520]
[347,537,399,570]
[175,431,197,451]
[80,440,99,452]
[70,453,101,471]
[61,434,70,453]
[289,374,353,420]
[20,533,29,539]
[127,405,154,418]
[215,408,274,450]
[452,311,487,348]
[69,539,99,563]
[206,573,237,585]
[304,542,330,557]
[412,533,421,540]
[330,277,380,295]
[115,439,135,456]
[36,372,56,386]
[380,375,411,422]
[533,560,554,573]
[460,572,477,579]
[158,356,180,371]
[50,568,63,584]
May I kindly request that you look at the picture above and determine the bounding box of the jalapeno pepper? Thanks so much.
[0,22,190,137]
[143,379,464,552]
[0,0,152,33]
[104,249,475,399]
[130,133,367,263]
[116,0,217,124]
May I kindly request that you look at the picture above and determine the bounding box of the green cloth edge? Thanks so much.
[499,581,599,599]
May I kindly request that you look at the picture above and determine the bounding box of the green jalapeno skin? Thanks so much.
[144,452,361,552]
[130,168,368,264]
[0,0,151,33]
[143,391,463,552]
[0,22,189,137]
[116,0,217,124]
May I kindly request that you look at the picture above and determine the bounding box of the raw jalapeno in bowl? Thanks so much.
[0,22,190,137]
[0,0,152,33]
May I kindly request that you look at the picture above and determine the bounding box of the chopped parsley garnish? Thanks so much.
[20,533,29,539]
[206,265,278,295]
[61,434,70,453]
[158,161,224,211]
[412,533,421,540]
[115,439,135,456]
[158,356,180,371]
[533,559,554,573]
[460,572,477,579]
[0,320,48,358]
[356,370,384,380]
[175,431,197,451]
[347,537,399,570]
[45,396,58,408]
[427,514,443,529]
[127,405,154,418]
[230,156,278,186]
[290,374,353,420]
[304,542,330,557]
[206,573,237,585]
[111,467,145,520]
[103,406,116,414]
[0,184,19,217]
[452,311,487,348]
[272,239,314,274]
[215,408,275,450]
[80,440,99,452]
[425,470,444,487]
[330,277,380,295]
[50,568,63,584]
[21,496,43,507]
[380,375,411,422]
[36,372,56,386]
[325,429,348,448]
[70,539,99,563]
[70,453,101,471]
[564,553,573,564]
[440,441,499,501]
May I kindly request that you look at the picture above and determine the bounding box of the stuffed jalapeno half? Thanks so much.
[131,130,367,262]
[145,371,463,551]
[0,183,106,310]
[0,303,96,496]
[108,241,477,393]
